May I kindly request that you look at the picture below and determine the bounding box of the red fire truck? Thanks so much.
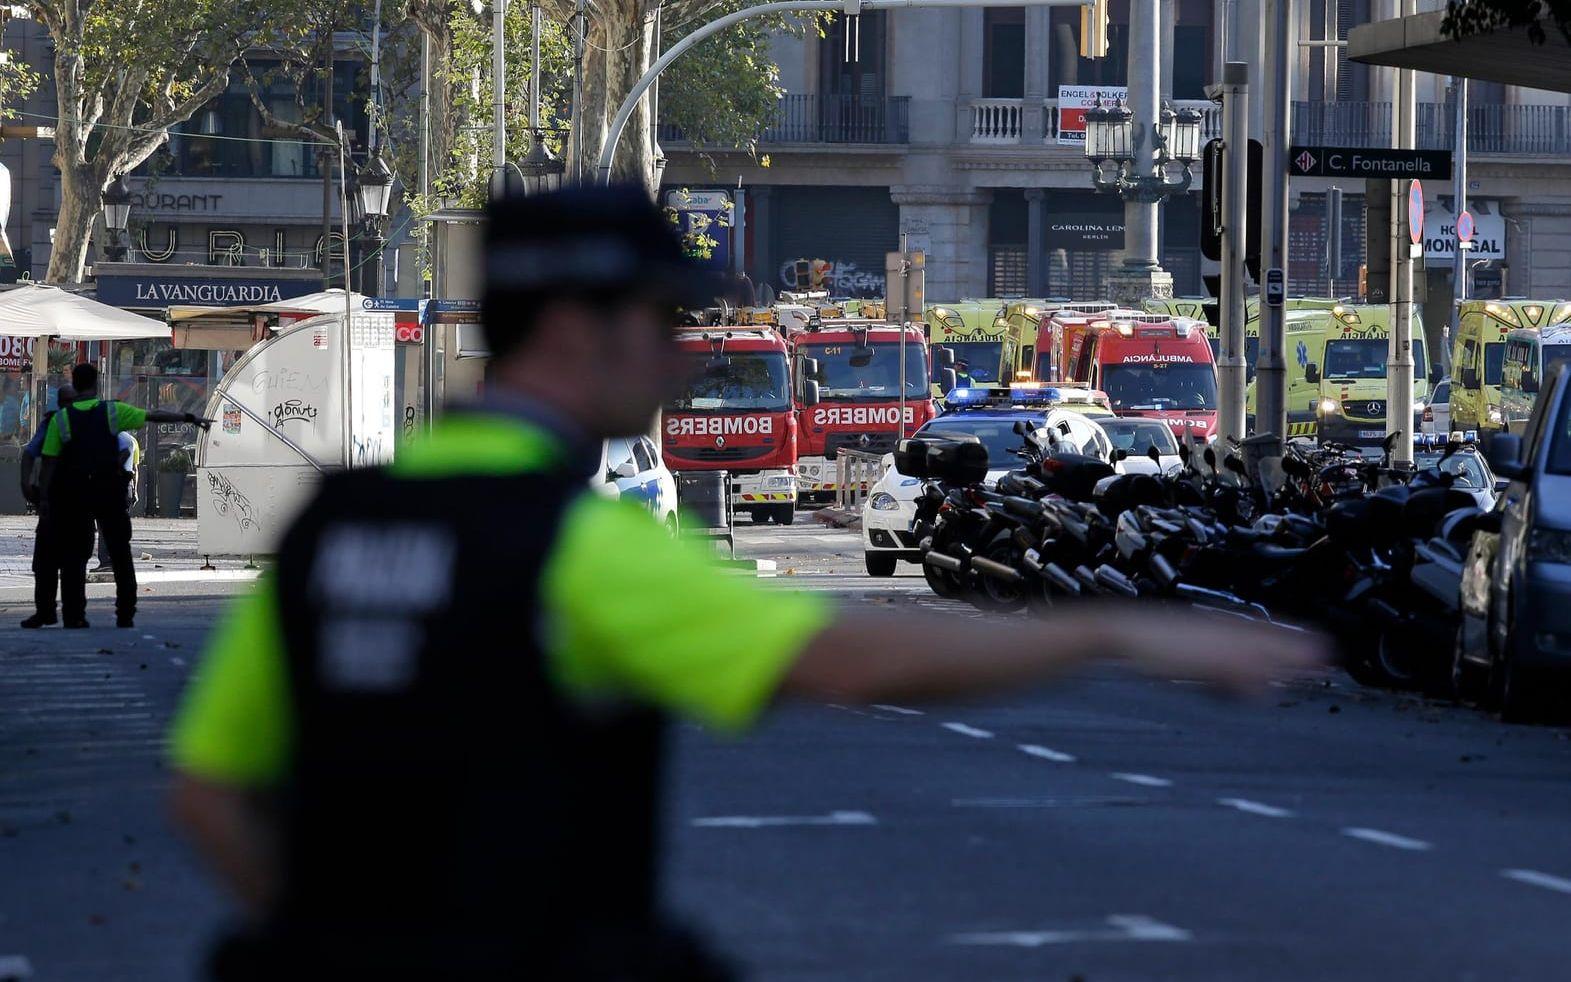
[1030,302,1120,384]
[663,326,801,524]
[791,319,935,499]
[1073,312,1219,442]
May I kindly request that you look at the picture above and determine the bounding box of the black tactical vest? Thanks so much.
[263,466,708,979]
[55,401,119,487]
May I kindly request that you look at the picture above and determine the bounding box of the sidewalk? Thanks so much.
[0,516,260,591]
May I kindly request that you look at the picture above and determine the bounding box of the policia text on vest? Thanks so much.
[37,364,211,629]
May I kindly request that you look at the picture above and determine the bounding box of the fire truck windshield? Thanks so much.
[672,352,791,411]
[1101,364,1218,411]
[798,342,928,401]
[938,342,1005,384]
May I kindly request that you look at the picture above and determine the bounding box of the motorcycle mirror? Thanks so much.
[1013,420,1029,436]
[1383,431,1400,451]
[1203,445,1218,474]
[1177,442,1192,466]
[1440,439,1461,463]
[1224,455,1248,479]
[1147,445,1162,465]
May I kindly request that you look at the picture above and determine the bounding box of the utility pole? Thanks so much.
[492,0,507,194]
[1388,0,1416,467]
[321,53,336,290]
[1216,61,1249,445]
[571,0,587,185]
[1254,0,1291,450]
[1450,76,1468,372]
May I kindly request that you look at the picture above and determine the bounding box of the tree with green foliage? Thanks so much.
[388,0,800,204]
[25,0,263,283]
[1443,0,1571,44]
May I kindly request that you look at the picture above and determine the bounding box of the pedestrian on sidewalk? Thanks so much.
[35,363,209,629]
[168,186,1326,981]
[18,384,74,628]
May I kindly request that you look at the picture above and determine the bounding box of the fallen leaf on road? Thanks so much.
[139,553,152,561]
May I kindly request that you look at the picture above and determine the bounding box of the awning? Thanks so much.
[0,283,170,340]
[1349,12,1571,93]
[167,289,366,349]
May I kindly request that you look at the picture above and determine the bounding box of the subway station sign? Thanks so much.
[1289,146,1453,180]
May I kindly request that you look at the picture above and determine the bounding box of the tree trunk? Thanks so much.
[46,164,103,285]
[570,5,659,196]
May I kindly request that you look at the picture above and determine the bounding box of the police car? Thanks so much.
[861,385,1117,576]
[591,436,680,532]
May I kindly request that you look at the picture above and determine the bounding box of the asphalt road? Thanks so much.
[7,516,1571,980]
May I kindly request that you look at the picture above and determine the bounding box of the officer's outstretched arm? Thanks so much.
[169,775,278,919]
[780,605,1326,704]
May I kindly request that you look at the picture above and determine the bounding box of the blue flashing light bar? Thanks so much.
[1009,384,1064,405]
[1465,429,1479,443]
[946,387,990,406]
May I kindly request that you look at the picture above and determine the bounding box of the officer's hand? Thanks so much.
[185,413,214,431]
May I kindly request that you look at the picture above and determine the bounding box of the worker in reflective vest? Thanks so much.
[37,362,210,628]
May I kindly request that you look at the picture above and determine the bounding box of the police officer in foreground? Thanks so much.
[168,187,1325,980]
[36,363,210,628]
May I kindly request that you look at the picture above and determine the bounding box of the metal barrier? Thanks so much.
[834,449,889,513]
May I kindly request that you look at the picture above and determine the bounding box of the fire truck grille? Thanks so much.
[666,445,774,463]
[826,432,900,458]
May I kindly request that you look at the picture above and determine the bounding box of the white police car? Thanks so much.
[591,436,680,533]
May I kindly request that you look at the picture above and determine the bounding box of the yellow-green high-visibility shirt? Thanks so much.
[40,399,149,457]
[169,412,831,788]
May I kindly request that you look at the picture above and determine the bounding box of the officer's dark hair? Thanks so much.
[71,363,98,394]
[481,185,712,360]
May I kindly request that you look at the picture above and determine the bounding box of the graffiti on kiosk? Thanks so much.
[777,260,886,297]
[206,470,258,532]
[269,399,318,428]
[252,367,327,395]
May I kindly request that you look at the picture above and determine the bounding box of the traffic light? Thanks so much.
[1080,0,1109,58]
[1201,139,1223,262]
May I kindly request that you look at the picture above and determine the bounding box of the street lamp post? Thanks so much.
[1083,0,1198,306]
[356,153,395,296]
[101,174,132,263]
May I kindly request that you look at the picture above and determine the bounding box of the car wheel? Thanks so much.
[1497,652,1558,725]
[865,551,897,577]
[772,504,797,526]
[664,513,679,538]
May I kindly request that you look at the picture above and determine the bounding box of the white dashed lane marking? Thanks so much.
[1341,828,1432,851]
[941,722,994,739]
[1217,798,1294,818]
[692,811,877,829]
[872,704,924,716]
[949,914,1192,947]
[1109,772,1173,788]
[1017,743,1076,763]
[1502,869,1571,895]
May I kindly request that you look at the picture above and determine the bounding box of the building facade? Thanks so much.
[660,0,1571,337]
